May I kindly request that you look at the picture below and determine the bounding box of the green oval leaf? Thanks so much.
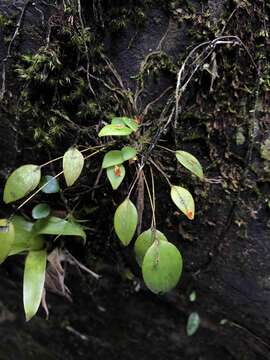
[40,175,60,194]
[186,312,200,336]
[63,147,84,187]
[3,165,41,203]
[34,216,86,241]
[32,203,51,219]
[98,124,133,137]
[107,164,126,190]
[114,198,138,246]
[121,146,137,161]
[170,185,195,220]
[111,117,139,132]
[134,228,167,267]
[176,150,204,180]
[9,216,44,256]
[142,241,183,294]
[0,219,15,264]
[102,150,124,169]
[23,249,47,321]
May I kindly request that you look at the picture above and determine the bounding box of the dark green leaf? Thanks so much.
[32,203,51,219]
[40,175,60,194]
[187,312,200,336]
[23,249,47,321]
[176,151,204,180]
[102,150,124,169]
[106,164,125,190]
[34,216,86,241]
[114,198,138,246]
[98,124,133,137]
[3,165,41,203]
[121,146,137,161]
[134,228,167,266]
[0,219,15,264]
[63,147,84,186]
[170,185,195,220]
[142,241,183,294]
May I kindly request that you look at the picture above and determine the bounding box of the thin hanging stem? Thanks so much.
[143,172,156,228]
[9,170,64,221]
[8,147,107,220]
[40,143,113,169]
[149,159,172,187]
[156,144,176,154]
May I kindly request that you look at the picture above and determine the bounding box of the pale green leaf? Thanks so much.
[34,216,86,241]
[134,228,167,266]
[170,185,195,220]
[187,312,200,336]
[23,249,47,321]
[176,151,204,180]
[102,150,124,169]
[114,198,138,246]
[142,241,183,294]
[189,290,197,302]
[106,164,126,190]
[40,175,60,194]
[32,203,51,219]
[3,165,41,203]
[121,146,137,161]
[0,219,15,264]
[63,147,84,187]
[98,124,133,137]
[9,216,44,256]
[111,117,139,132]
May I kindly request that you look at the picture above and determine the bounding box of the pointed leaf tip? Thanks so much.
[107,164,126,190]
[170,185,195,220]
[114,198,138,246]
[176,150,204,180]
[63,147,84,187]
[23,250,47,321]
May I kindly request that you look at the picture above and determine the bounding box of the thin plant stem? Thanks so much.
[9,170,64,221]
[149,159,172,187]
[156,144,176,154]
[143,172,156,228]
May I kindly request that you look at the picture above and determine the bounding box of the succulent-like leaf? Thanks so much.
[23,249,47,321]
[114,198,138,246]
[121,146,137,161]
[32,203,51,219]
[63,147,84,187]
[107,164,126,190]
[186,312,200,336]
[176,150,204,180]
[0,219,15,263]
[134,228,167,266]
[170,185,195,220]
[3,165,41,203]
[98,124,133,137]
[102,150,124,169]
[34,216,86,241]
[111,117,139,132]
[40,175,60,194]
[9,216,44,256]
[142,241,183,294]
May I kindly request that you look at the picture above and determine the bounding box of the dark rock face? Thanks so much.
[0,1,270,359]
